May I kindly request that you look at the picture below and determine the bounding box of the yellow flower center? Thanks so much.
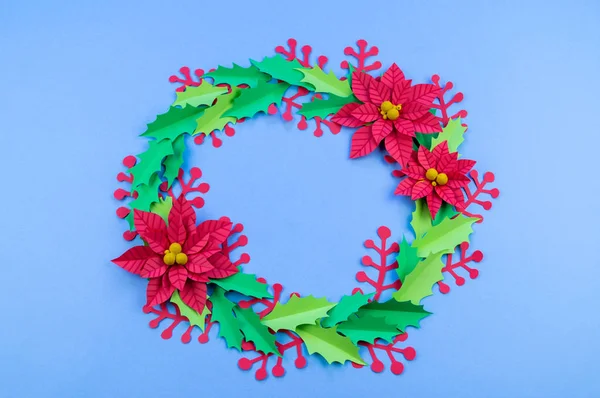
[425,169,448,186]
[425,168,438,181]
[436,173,448,186]
[163,242,188,265]
[380,101,402,121]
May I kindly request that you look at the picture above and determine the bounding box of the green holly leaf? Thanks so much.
[173,83,228,108]
[413,214,479,257]
[250,55,312,89]
[210,270,272,299]
[209,287,244,351]
[170,290,210,331]
[396,236,420,283]
[162,134,186,189]
[223,81,290,119]
[295,66,352,97]
[346,64,356,86]
[149,195,173,224]
[393,252,444,304]
[432,202,459,227]
[411,199,432,239]
[321,292,373,328]
[298,94,358,120]
[194,88,240,135]
[295,324,366,365]
[126,173,162,229]
[356,299,431,332]
[233,306,279,355]
[141,105,205,142]
[204,64,270,88]
[431,118,467,154]
[129,138,174,189]
[337,315,399,345]
[261,295,336,332]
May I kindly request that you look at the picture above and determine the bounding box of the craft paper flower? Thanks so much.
[112,195,237,313]
[332,64,442,166]
[394,141,476,218]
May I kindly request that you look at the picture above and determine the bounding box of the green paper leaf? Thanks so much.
[346,64,356,86]
[194,88,240,135]
[223,81,290,119]
[250,55,313,89]
[129,138,174,189]
[356,299,431,332]
[413,214,478,257]
[396,236,420,283]
[149,196,173,224]
[233,306,279,355]
[298,94,358,120]
[295,66,352,97]
[432,202,459,227]
[337,315,399,345]
[126,174,162,229]
[173,83,228,108]
[431,118,467,154]
[393,252,444,304]
[410,199,432,239]
[204,64,270,88]
[295,324,366,365]
[321,292,373,328]
[209,287,244,351]
[162,133,186,189]
[170,290,210,331]
[210,270,272,299]
[141,105,205,142]
[261,295,336,332]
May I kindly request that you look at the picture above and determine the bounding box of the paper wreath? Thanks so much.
[112,38,500,380]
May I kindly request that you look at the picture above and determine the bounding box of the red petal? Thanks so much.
[196,218,232,245]
[180,281,208,314]
[426,193,443,219]
[453,188,466,207]
[437,153,459,173]
[384,131,413,166]
[112,246,155,275]
[436,185,460,205]
[413,112,442,133]
[417,146,435,170]
[432,140,449,160]
[168,265,188,291]
[184,232,210,255]
[167,213,187,245]
[134,210,167,238]
[144,230,169,254]
[140,257,168,278]
[380,63,406,89]
[457,159,477,174]
[186,253,214,274]
[371,119,393,144]
[205,253,238,279]
[351,103,380,123]
[351,71,374,103]
[146,275,174,307]
[187,272,210,283]
[411,180,434,200]
[349,125,378,158]
[173,195,197,235]
[400,102,430,120]
[368,80,391,105]
[446,173,471,189]
[408,84,441,106]
[331,103,364,127]
[393,118,416,137]
[394,178,416,196]
[392,79,412,105]
[403,166,425,180]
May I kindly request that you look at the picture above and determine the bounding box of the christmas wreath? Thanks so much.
[112,39,499,380]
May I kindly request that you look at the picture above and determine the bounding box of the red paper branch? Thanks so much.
[438,242,483,294]
[431,74,468,127]
[169,66,204,92]
[458,170,500,222]
[352,334,416,375]
[340,39,382,74]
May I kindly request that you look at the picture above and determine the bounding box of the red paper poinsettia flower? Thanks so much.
[112,195,237,313]
[394,141,476,218]
[332,64,442,166]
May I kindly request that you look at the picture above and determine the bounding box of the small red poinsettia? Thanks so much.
[112,195,237,313]
[332,64,442,166]
[394,141,476,218]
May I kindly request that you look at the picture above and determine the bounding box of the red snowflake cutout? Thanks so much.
[438,242,483,294]
[237,282,306,380]
[169,66,204,92]
[159,167,210,209]
[430,74,468,127]
[458,170,500,222]
[114,155,138,241]
[340,39,382,74]
[356,226,401,301]
[352,333,416,375]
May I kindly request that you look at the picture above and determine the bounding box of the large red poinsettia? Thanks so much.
[332,64,442,166]
[112,195,237,313]
[394,141,476,218]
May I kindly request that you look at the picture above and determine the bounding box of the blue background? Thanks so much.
[1,0,599,397]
